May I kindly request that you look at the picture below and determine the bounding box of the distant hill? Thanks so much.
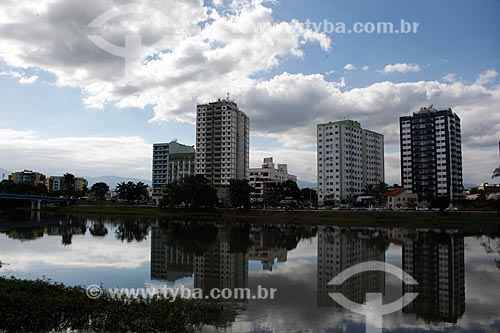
[86,176,151,189]
[297,179,316,189]
[464,183,478,189]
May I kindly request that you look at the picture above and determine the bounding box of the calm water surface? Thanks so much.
[1,212,500,332]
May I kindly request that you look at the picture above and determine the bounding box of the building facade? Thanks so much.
[9,170,46,186]
[45,176,88,193]
[317,120,384,207]
[152,141,196,204]
[195,98,249,202]
[249,157,297,204]
[385,188,418,209]
[45,176,64,192]
[400,106,463,202]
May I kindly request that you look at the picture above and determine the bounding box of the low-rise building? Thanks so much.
[45,176,64,192]
[385,188,418,209]
[74,178,88,192]
[9,170,46,186]
[45,176,88,193]
[249,157,297,204]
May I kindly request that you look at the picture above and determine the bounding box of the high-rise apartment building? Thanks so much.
[152,140,196,204]
[196,98,249,202]
[317,120,384,207]
[400,106,463,202]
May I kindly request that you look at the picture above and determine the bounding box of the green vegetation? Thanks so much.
[161,175,218,208]
[62,173,76,196]
[229,179,254,209]
[0,277,221,333]
[493,166,500,179]
[89,181,109,201]
[116,181,150,204]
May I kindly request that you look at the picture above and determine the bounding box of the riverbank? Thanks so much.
[46,203,500,232]
[0,277,222,333]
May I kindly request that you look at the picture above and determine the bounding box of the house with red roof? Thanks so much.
[384,188,418,210]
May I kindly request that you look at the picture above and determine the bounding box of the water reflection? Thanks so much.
[403,230,465,323]
[317,227,387,308]
[1,213,500,332]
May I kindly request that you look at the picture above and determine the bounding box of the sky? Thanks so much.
[0,0,499,184]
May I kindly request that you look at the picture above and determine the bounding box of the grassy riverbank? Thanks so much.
[0,277,222,333]
[48,203,500,231]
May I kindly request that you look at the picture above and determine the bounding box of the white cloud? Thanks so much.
[362,65,369,71]
[475,69,497,85]
[0,70,38,85]
[0,129,152,179]
[324,70,335,76]
[343,63,356,71]
[18,75,38,85]
[383,63,420,74]
[442,73,458,83]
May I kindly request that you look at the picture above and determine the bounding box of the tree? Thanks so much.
[430,196,450,211]
[493,166,500,179]
[300,188,318,207]
[229,179,254,209]
[363,183,375,195]
[276,180,301,201]
[134,182,150,203]
[90,182,109,201]
[161,175,218,208]
[62,173,75,197]
[374,182,389,206]
[116,181,149,204]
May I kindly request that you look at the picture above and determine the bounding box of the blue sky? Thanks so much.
[0,0,499,184]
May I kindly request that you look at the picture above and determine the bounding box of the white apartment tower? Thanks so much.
[152,141,196,204]
[317,120,384,207]
[196,98,250,201]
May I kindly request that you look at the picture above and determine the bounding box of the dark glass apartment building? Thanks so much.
[400,106,463,202]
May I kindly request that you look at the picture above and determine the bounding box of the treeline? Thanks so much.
[160,176,317,209]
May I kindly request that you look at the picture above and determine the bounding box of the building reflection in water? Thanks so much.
[317,226,387,308]
[193,225,248,291]
[0,216,87,245]
[150,222,312,297]
[403,230,465,323]
[150,226,194,281]
[248,226,288,271]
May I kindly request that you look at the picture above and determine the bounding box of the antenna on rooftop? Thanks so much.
[227,92,231,101]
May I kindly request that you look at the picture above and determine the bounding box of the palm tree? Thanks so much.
[493,166,500,179]
[63,173,75,197]
[363,183,375,195]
